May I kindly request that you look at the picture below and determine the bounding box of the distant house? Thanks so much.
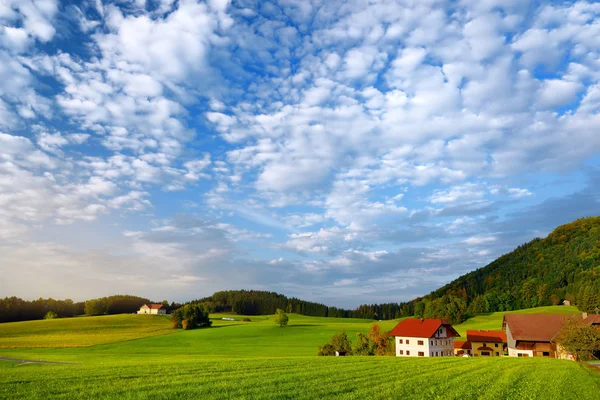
[454,340,472,357]
[466,330,506,357]
[137,304,166,315]
[389,318,460,357]
[562,300,571,306]
[502,314,575,358]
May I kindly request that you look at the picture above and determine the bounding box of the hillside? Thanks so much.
[416,217,600,322]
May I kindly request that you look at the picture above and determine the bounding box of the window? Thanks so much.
[406,351,410,356]
[495,352,500,356]
[418,340,424,345]
[431,341,433,346]
[542,352,550,357]
[406,340,410,344]
[435,340,438,345]
[435,351,439,356]
[399,350,404,355]
[482,343,486,347]
[481,351,490,356]
[418,352,424,357]
[398,339,403,344]
[494,343,499,348]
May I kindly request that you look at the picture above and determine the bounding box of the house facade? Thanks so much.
[467,330,506,357]
[502,314,572,358]
[389,318,460,357]
[454,340,472,356]
[137,304,166,315]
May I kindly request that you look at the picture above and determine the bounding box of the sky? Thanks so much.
[0,0,599,308]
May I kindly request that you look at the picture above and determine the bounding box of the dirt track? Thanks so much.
[0,357,81,366]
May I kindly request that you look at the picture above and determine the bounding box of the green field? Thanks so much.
[0,307,598,399]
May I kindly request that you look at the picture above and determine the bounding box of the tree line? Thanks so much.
[189,290,415,320]
[0,295,166,322]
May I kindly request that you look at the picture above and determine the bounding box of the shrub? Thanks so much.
[242,317,251,322]
[44,311,58,319]
[318,343,336,356]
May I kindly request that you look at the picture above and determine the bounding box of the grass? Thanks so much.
[0,305,597,399]
[0,356,598,399]
[0,314,173,348]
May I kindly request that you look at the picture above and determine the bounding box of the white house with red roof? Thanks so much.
[137,303,166,315]
[389,318,460,357]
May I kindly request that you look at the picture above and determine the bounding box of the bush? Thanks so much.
[318,343,336,356]
[44,311,58,319]
[242,317,251,322]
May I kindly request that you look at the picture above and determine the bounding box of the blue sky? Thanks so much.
[1,0,599,308]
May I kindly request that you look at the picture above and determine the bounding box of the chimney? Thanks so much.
[420,318,424,323]
[582,312,588,319]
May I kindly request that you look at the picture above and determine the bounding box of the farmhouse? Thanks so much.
[502,314,573,358]
[466,330,506,357]
[454,340,472,357]
[137,304,166,315]
[390,318,460,357]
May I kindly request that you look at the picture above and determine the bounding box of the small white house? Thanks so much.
[389,318,460,357]
[137,304,166,315]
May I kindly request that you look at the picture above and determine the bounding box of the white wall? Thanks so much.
[395,336,454,357]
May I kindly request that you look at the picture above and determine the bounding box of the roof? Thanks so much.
[389,318,460,338]
[583,314,600,326]
[502,314,577,342]
[454,340,471,350]
[466,330,506,343]
[141,303,164,310]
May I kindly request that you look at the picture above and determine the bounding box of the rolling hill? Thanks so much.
[415,217,600,322]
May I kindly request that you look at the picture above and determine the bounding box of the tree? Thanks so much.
[555,319,600,361]
[84,299,107,316]
[368,324,394,356]
[353,332,374,356]
[274,309,289,327]
[171,304,212,330]
[44,311,58,319]
[330,331,353,355]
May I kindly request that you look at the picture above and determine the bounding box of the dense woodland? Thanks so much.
[0,295,159,323]
[190,290,411,320]
[2,217,599,324]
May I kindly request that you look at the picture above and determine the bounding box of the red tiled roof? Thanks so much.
[389,318,460,338]
[466,329,506,343]
[141,303,164,310]
[502,314,578,342]
[454,340,471,350]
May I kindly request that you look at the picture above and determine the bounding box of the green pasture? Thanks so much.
[0,306,598,399]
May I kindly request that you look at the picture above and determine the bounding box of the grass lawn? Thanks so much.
[0,306,597,399]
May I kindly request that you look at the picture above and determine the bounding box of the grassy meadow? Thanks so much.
[0,306,598,399]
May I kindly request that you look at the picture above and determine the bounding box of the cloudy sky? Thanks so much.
[1,0,599,308]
